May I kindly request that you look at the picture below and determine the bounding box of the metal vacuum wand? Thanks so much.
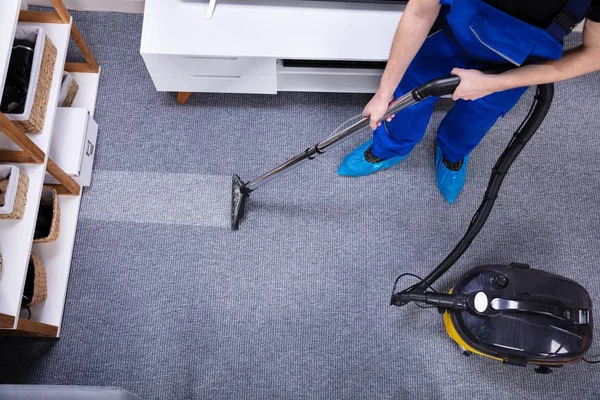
[231,74,464,230]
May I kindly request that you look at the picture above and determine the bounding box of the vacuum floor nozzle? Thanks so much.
[231,174,250,230]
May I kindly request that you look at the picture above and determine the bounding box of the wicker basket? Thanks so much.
[61,75,79,107]
[25,252,47,307]
[10,32,58,133]
[33,186,60,243]
[0,167,29,220]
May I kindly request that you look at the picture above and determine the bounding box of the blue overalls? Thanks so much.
[338,0,591,203]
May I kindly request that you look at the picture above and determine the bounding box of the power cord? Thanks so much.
[583,357,600,364]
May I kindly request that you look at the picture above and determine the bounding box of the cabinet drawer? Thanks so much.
[143,54,276,78]
[278,65,382,93]
[151,74,277,94]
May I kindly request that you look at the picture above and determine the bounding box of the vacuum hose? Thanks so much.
[391,82,555,305]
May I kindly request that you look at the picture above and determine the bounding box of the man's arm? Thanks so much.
[364,0,441,130]
[452,19,600,101]
[377,0,441,99]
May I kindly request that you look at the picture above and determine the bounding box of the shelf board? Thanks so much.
[0,162,45,328]
[0,18,72,154]
[70,69,101,117]
[0,0,22,101]
[22,194,82,335]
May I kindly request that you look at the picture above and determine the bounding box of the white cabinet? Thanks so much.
[141,0,405,95]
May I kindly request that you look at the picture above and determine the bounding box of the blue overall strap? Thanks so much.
[546,0,593,41]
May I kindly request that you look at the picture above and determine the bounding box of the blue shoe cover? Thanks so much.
[435,146,469,204]
[338,139,408,177]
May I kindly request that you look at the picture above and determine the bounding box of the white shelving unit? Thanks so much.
[0,18,71,329]
[0,0,101,337]
[0,0,22,98]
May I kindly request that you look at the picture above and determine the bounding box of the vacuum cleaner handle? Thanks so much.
[411,76,461,101]
[408,64,515,104]
[490,298,591,324]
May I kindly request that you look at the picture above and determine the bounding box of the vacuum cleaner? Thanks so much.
[392,263,593,373]
[388,82,594,372]
[231,68,594,371]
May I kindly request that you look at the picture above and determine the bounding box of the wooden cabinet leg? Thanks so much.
[177,92,192,104]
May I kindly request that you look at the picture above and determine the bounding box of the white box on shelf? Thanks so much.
[46,107,98,187]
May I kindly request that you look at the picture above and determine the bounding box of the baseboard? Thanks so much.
[28,0,145,13]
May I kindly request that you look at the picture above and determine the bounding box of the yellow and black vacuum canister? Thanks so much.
[444,263,593,368]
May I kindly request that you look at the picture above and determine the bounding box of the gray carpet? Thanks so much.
[1,10,600,400]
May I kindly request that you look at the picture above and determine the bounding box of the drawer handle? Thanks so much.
[182,56,239,60]
[188,75,242,79]
[86,140,95,156]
